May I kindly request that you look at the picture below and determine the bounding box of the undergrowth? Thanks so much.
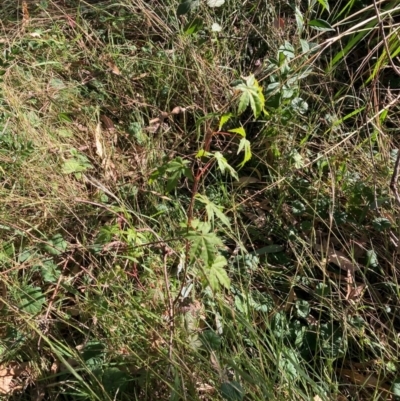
[1,0,400,400]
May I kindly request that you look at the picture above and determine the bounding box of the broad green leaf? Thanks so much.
[195,194,231,229]
[279,348,300,381]
[278,41,295,59]
[219,113,233,130]
[177,0,199,16]
[100,367,130,396]
[190,219,212,234]
[228,127,246,137]
[208,254,230,290]
[237,138,252,168]
[245,74,255,87]
[186,229,224,267]
[372,217,391,231]
[41,260,61,283]
[291,150,304,169]
[295,299,310,318]
[18,285,46,315]
[62,158,92,175]
[82,341,106,369]
[200,330,221,350]
[392,377,400,398]
[163,157,193,192]
[316,282,330,297]
[291,97,308,114]
[319,322,345,359]
[44,234,68,255]
[18,248,35,263]
[300,39,310,54]
[309,19,334,31]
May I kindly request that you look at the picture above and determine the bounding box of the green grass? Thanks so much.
[1,0,400,400]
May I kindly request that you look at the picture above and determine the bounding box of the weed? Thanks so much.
[1,0,400,400]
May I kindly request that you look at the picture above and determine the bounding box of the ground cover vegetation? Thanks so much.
[1,0,400,399]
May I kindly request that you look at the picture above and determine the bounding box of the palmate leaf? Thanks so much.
[237,138,251,168]
[17,285,46,315]
[235,75,265,118]
[207,254,230,290]
[219,113,233,130]
[237,89,250,116]
[195,194,231,229]
[214,152,238,180]
[186,230,224,267]
[150,156,193,193]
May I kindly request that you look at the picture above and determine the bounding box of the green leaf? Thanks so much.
[41,260,61,283]
[62,158,91,175]
[366,249,378,268]
[235,75,265,118]
[372,217,391,231]
[279,41,295,60]
[184,17,203,35]
[214,152,238,180]
[316,0,330,12]
[316,282,330,297]
[220,381,244,401]
[177,0,199,16]
[153,157,193,193]
[309,19,334,31]
[219,113,233,130]
[391,377,400,398]
[228,127,246,137]
[196,149,213,158]
[295,7,304,34]
[319,323,345,359]
[17,285,46,315]
[290,150,304,169]
[300,39,310,54]
[44,234,68,255]
[271,311,289,339]
[207,254,230,290]
[295,299,310,318]
[100,367,130,396]
[195,194,231,229]
[200,330,221,350]
[237,89,250,115]
[237,138,252,168]
[279,348,300,380]
[249,245,284,256]
[291,97,308,114]
[186,228,224,267]
[82,341,106,369]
